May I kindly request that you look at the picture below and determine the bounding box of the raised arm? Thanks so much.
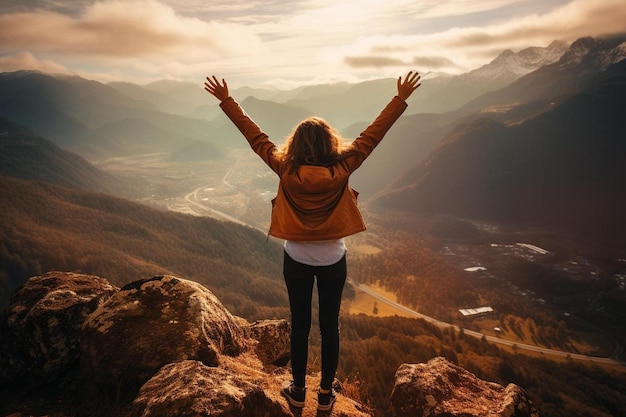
[341,71,421,173]
[204,75,282,174]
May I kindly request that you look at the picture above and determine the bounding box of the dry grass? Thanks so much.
[345,282,414,318]
[473,315,614,358]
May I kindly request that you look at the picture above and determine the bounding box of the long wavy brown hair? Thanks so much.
[278,116,347,172]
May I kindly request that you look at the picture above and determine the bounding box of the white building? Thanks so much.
[458,306,494,317]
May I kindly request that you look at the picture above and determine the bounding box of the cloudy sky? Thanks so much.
[0,0,625,88]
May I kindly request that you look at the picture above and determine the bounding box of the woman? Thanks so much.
[204,71,421,411]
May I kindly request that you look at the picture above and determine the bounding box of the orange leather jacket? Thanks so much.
[219,95,408,241]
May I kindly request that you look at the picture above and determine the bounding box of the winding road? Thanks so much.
[183,186,247,226]
[350,281,625,367]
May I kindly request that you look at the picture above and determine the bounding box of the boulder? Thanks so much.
[80,275,246,398]
[390,357,539,417]
[131,360,290,417]
[0,271,118,384]
[248,319,290,366]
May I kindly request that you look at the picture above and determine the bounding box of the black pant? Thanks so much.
[283,251,347,390]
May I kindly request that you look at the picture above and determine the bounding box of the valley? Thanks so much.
[100,151,626,367]
[98,149,276,231]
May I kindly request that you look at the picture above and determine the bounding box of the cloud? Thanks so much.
[412,56,458,69]
[336,0,626,74]
[344,54,458,71]
[0,51,75,75]
[0,0,263,61]
[442,0,626,49]
[344,56,406,68]
[1,0,624,86]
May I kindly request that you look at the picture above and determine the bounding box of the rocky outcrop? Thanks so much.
[1,272,540,417]
[80,275,247,398]
[131,360,290,417]
[0,271,118,384]
[248,319,290,367]
[0,272,371,416]
[390,357,539,417]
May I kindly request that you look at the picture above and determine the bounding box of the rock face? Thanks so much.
[0,271,118,384]
[80,275,246,397]
[131,360,290,417]
[248,319,290,366]
[390,357,539,417]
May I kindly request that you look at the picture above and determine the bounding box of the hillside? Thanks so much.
[0,71,225,160]
[167,139,226,162]
[0,174,285,315]
[0,117,135,197]
[95,117,198,155]
[348,111,452,196]
[108,80,201,116]
[371,58,626,246]
[239,96,314,140]
[284,78,399,130]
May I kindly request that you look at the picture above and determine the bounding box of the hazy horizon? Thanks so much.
[1,0,625,89]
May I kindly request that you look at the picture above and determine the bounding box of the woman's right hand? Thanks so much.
[397,71,421,101]
[204,76,230,102]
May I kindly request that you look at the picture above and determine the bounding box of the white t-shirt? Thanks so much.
[284,238,346,267]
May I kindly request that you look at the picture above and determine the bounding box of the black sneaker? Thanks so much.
[317,389,336,411]
[281,381,306,408]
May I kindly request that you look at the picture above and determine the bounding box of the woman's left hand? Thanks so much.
[204,76,229,101]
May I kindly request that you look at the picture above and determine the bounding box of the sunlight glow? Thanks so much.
[0,0,624,86]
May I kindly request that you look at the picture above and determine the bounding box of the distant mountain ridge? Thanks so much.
[0,71,222,160]
[120,79,208,113]
[460,35,626,115]
[351,37,613,196]
[0,117,133,196]
[371,58,626,245]
[168,139,225,162]
[1,35,624,200]
[409,40,569,114]
[240,96,313,140]
[0,38,576,164]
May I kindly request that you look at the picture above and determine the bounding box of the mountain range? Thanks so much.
[0,37,579,161]
[370,38,626,246]
[0,71,225,161]
[458,36,626,116]
[1,34,625,242]
[406,40,569,114]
